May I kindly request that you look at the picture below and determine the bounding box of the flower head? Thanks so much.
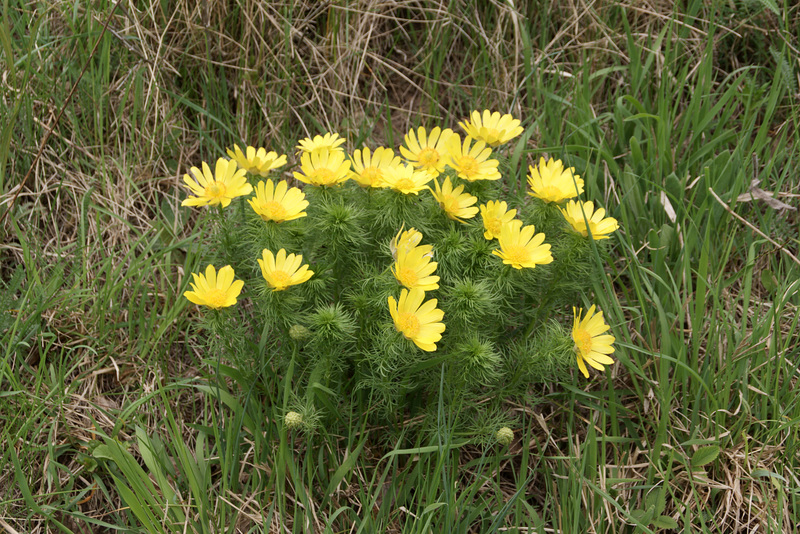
[560,200,619,240]
[388,288,446,352]
[430,176,479,222]
[458,110,523,147]
[572,305,615,378]
[226,145,287,177]
[399,126,453,176]
[392,245,439,292]
[258,248,314,291]
[350,146,402,188]
[446,135,501,182]
[183,265,244,309]
[248,179,308,222]
[296,132,346,154]
[492,220,553,269]
[527,157,584,203]
[182,158,252,208]
[480,200,517,240]
[381,163,433,195]
[390,226,429,260]
[293,148,352,187]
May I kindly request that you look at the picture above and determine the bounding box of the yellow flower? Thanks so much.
[182,158,252,208]
[458,110,523,147]
[480,200,517,240]
[399,126,453,175]
[388,288,446,352]
[248,179,308,222]
[572,305,615,378]
[350,146,402,188]
[296,132,346,154]
[392,245,439,292]
[390,226,430,260]
[226,145,287,177]
[560,200,619,240]
[258,248,314,291]
[447,135,501,182]
[293,148,352,187]
[527,157,584,203]
[381,163,433,195]
[430,176,479,222]
[492,220,553,269]
[183,265,244,309]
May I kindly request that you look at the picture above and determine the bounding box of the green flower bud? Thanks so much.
[452,335,501,384]
[442,278,498,329]
[496,427,514,446]
[308,303,356,343]
[312,196,366,249]
[285,411,303,429]
[289,324,310,340]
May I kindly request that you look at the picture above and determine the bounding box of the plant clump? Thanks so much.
[180,113,619,435]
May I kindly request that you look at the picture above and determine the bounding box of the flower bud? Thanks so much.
[289,324,310,340]
[308,303,356,343]
[285,411,303,429]
[496,427,514,446]
[452,335,501,384]
[443,279,497,329]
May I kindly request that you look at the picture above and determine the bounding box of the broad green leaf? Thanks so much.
[653,515,679,529]
[691,445,720,467]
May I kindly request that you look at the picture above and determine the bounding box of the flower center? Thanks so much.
[574,221,590,235]
[311,168,335,185]
[486,217,502,235]
[397,267,419,288]
[457,156,479,177]
[503,245,530,266]
[271,270,291,288]
[485,128,501,142]
[263,200,288,220]
[395,178,415,192]
[361,167,382,186]
[417,148,439,167]
[443,198,461,216]
[582,221,598,236]
[573,329,592,356]
[240,158,259,171]
[204,288,228,308]
[205,182,227,199]
[397,312,420,338]
[536,185,567,202]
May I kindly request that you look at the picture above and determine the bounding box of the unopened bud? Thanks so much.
[285,411,303,429]
[289,324,310,340]
[496,427,514,446]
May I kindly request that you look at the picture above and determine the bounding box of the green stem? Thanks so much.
[524,292,554,339]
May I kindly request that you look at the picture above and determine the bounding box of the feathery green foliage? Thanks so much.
[182,137,613,432]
